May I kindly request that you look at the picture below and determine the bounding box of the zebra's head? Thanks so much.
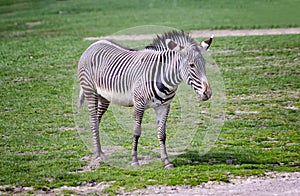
[166,38,212,101]
[147,30,213,101]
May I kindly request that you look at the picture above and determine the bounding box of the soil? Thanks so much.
[2,172,298,195]
[84,27,300,41]
[125,172,300,196]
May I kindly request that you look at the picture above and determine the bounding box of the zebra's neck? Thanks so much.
[152,50,182,91]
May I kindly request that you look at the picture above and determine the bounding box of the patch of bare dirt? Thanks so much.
[58,126,77,131]
[0,182,113,195]
[2,172,298,195]
[124,172,300,196]
[84,28,300,41]
[15,21,45,28]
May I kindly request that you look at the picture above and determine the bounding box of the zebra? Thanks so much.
[78,30,213,168]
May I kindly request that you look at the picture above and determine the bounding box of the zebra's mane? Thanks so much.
[146,30,197,50]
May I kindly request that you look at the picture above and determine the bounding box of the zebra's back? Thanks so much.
[78,40,163,106]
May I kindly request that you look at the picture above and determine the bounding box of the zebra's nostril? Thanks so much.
[202,88,212,101]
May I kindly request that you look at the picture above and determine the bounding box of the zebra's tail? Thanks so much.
[78,87,85,108]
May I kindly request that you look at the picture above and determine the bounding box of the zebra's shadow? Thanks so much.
[172,149,262,167]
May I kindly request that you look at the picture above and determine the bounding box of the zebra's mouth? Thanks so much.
[198,90,212,101]
[200,94,210,101]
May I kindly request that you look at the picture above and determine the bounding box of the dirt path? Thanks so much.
[125,172,300,196]
[84,27,300,41]
[2,172,298,195]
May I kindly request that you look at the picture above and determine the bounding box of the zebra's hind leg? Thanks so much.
[86,94,109,168]
[131,103,145,166]
[96,96,110,159]
[155,104,174,169]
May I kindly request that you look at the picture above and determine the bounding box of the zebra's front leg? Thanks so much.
[131,103,145,166]
[155,104,173,169]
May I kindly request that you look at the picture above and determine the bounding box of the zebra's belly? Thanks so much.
[97,88,134,106]
[145,97,173,109]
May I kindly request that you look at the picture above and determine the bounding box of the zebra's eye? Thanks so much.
[189,64,195,68]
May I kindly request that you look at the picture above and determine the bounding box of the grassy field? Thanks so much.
[0,0,299,195]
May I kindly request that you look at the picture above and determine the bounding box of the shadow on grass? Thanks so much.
[172,149,263,167]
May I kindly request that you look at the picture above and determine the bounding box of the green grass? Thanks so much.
[1,0,300,39]
[0,0,300,195]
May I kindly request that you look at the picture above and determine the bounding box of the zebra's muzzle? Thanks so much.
[200,82,212,101]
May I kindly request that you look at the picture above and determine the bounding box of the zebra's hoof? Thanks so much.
[100,153,106,161]
[164,163,174,169]
[131,162,140,167]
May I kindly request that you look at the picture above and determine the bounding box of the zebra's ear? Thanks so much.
[165,39,182,51]
[199,35,214,51]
